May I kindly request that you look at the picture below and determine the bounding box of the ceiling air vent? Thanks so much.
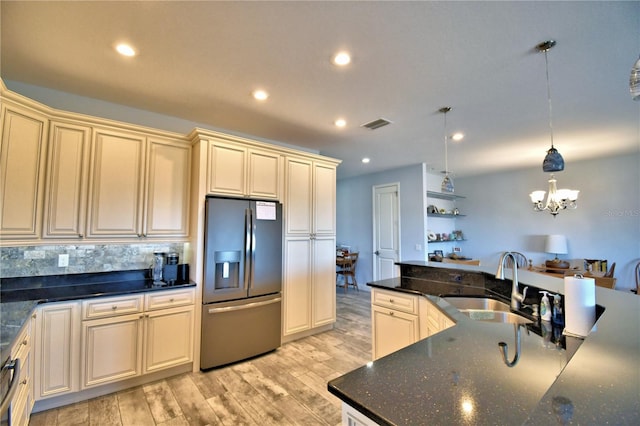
[361,118,393,130]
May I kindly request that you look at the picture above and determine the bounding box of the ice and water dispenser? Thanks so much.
[213,250,242,290]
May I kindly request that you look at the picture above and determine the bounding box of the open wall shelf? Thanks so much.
[426,191,466,201]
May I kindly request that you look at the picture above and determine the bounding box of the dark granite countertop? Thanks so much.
[328,263,640,425]
[1,269,195,365]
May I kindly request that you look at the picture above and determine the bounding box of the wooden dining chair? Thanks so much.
[336,252,359,292]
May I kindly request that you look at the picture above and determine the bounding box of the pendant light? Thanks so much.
[439,106,454,193]
[631,54,640,101]
[529,40,579,217]
[537,40,564,173]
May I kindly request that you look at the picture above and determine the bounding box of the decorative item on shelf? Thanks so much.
[528,40,579,217]
[452,207,460,215]
[544,234,569,269]
[427,230,437,241]
[630,53,640,101]
[452,230,464,240]
[428,205,439,214]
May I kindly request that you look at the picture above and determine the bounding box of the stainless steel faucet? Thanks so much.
[496,251,528,310]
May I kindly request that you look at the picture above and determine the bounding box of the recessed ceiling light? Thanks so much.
[252,89,269,101]
[452,132,464,141]
[115,43,136,57]
[362,158,370,164]
[333,52,351,66]
[335,118,347,128]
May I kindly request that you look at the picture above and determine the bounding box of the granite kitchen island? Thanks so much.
[328,261,640,425]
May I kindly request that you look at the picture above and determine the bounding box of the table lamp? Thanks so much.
[545,234,569,269]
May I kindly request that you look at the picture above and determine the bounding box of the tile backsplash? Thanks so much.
[0,243,186,278]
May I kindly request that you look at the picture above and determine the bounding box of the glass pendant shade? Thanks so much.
[631,55,640,101]
[542,146,565,172]
[441,174,454,193]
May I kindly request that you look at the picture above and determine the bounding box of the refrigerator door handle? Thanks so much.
[207,297,281,314]
[249,208,256,289]
[244,208,251,290]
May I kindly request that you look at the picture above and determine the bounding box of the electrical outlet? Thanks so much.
[415,244,422,251]
[58,254,69,267]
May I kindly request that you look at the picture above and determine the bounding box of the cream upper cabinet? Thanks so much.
[0,100,49,239]
[313,162,337,235]
[285,157,336,236]
[284,157,313,235]
[86,128,146,238]
[208,139,281,199]
[86,128,191,239]
[43,120,91,239]
[145,137,191,237]
[247,148,282,199]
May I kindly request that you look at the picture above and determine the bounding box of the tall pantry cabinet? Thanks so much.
[282,157,338,340]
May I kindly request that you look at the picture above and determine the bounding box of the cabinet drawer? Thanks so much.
[372,288,417,314]
[82,295,144,319]
[145,288,195,311]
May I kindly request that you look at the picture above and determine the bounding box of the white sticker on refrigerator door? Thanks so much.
[256,201,277,220]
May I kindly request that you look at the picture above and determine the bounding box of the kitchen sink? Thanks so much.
[444,296,532,325]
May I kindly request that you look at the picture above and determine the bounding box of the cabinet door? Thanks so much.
[0,102,48,238]
[208,141,247,196]
[283,237,312,335]
[143,305,194,373]
[43,121,91,238]
[247,149,281,199]
[313,162,336,235]
[34,302,80,400]
[145,138,191,237]
[81,313,143,388]
[312,236,337,327]
[285,157,312,235]
[87,129,145,237]
[372,305,419,360]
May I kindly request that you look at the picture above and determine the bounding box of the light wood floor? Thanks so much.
[29,289,372,426]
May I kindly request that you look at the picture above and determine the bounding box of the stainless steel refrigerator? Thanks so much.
[200,196,282,370]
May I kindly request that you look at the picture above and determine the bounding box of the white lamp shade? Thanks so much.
[545,234,568,255]
[530,191,546,203]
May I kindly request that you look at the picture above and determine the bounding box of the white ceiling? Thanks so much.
[2,1,638,179]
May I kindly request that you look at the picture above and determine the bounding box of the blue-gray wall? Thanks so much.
[337,163,427,290]
[337,153,640,292]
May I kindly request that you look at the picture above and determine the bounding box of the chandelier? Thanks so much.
[529,40,579,217]
[529,175,579,216]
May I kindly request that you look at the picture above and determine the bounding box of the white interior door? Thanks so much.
[373,184,400,281]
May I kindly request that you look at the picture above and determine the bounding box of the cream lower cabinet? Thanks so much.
[34,301,81,400]
[81,289,194,389]
[283,235,336,336]
[342,402,380,426]
[6,312,35,426]
[371,288,454,360]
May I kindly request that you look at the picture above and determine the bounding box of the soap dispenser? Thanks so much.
[552,293,564,325]
[540,291,552,322]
